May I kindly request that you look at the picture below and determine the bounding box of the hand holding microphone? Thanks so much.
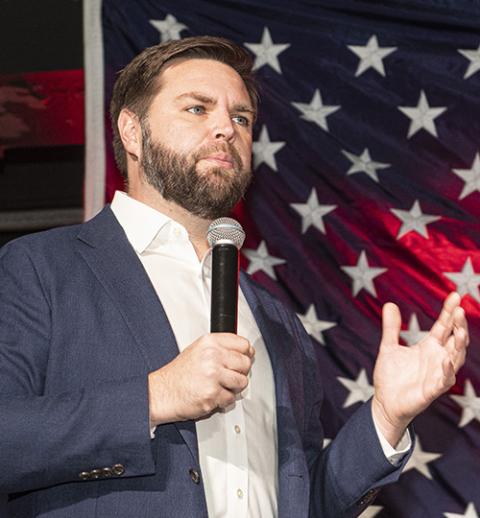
[148,218,254,425]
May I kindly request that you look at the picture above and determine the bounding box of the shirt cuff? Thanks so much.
[150,426,156,439]
[372,414,411,466]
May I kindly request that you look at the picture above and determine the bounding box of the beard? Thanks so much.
[140,122,252,220]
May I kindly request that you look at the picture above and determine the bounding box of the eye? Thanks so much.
[187,105,206,115]
[232,115,250,127]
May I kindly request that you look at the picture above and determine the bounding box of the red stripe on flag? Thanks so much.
[0,69,84,158]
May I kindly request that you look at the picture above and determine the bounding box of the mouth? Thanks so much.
[201,153,234,168]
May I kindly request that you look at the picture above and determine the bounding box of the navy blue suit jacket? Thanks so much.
[0,207,410,517]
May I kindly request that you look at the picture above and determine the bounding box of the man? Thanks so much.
[0,36,468,517]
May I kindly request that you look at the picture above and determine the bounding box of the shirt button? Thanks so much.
[234,425,241,434]
[189,468,200,484]
[237,488,244,499]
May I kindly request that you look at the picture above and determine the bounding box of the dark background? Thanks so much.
[0,0,84,246]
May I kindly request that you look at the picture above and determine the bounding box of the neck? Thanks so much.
[127,181,211,259]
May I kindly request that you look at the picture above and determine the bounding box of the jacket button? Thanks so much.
[189,469,200,484]
[102,467,113,477]
[91,469,102,479]
[359,488,378,506]
[78,471,90,481]
[112,464,125,476]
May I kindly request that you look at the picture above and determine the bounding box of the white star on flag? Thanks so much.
[243,240,286,280]
[458,45,480,79]
[400,313,429,346]
[292,89,340,132]
[341,250,387,297]
[342,148,390,183]
[452,152,480,200]
[337,368,374,408]
[398,90,447,138]
[390,199,440,239]
[450,380,480,428]
[253,125,285,171]
[348,35,397,77]
[443,258,480,303]
[297,304,336,345]
[359,506,384,518]
[244,27,290,74]
[290,188,336,234]
[403,437,442,480]
[149,14,187,42]
[444,503,479,518]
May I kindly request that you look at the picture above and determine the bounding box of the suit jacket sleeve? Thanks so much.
[291,309,413,517]
[0,239,156,493]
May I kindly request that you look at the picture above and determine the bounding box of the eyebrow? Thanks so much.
[175,91,256,116]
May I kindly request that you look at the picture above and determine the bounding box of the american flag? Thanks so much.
[84,1,480,516]
[0,70,84,161]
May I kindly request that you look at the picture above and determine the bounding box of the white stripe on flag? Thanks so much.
[83,0,106,221]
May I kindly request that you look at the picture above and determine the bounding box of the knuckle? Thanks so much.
[239,336,250,351]
[231,373,248,392]
[239,374,249,390]
[204,364,220,379]
[203,346,221,365]
[239,360,249,376]
[204,382,219,399]
[201,400,215,414]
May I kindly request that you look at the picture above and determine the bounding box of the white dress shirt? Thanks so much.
[110,191,410,518]
[111,191,278,518]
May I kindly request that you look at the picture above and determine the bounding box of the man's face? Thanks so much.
[140,58,255,219]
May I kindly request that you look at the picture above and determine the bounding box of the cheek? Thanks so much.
[150,118,205,153]
[239,138,253,168]
[242,152,252,171]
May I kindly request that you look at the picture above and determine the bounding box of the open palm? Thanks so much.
[372,292,469,441]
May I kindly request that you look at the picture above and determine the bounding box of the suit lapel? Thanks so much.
[240,273,309,518]
[75,207,198,461]
[239,273,293,422]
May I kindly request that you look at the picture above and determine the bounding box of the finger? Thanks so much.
[215,388,237,409]
[453,325,467,371]
[381,302,401,348]
[219,368,249,394]
[444,334,466,373]
[223,349,253,375]
[209,333,254,357]
[441,306,468,363]
[453,306,469,347]
[440,355,456,390]
[429,292,461,343]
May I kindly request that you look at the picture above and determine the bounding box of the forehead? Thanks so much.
[155,58,252,106]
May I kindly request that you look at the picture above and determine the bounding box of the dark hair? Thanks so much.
[109,36,258,179]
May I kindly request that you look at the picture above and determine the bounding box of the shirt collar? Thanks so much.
[110,191,173,254]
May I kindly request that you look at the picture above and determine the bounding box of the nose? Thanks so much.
[211,110,235,142]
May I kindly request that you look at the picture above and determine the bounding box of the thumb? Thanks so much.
[381,302,401,349]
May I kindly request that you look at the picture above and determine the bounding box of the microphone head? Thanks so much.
[207,217,245,249]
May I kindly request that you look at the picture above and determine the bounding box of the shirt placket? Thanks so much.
[201,257,249,518]
[225,400,249,517]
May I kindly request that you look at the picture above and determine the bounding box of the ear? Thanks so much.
[117,108,142,161]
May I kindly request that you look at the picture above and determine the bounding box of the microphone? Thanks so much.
[207,217,245,333]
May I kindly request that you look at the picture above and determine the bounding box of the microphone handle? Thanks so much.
[210,243,239,333]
